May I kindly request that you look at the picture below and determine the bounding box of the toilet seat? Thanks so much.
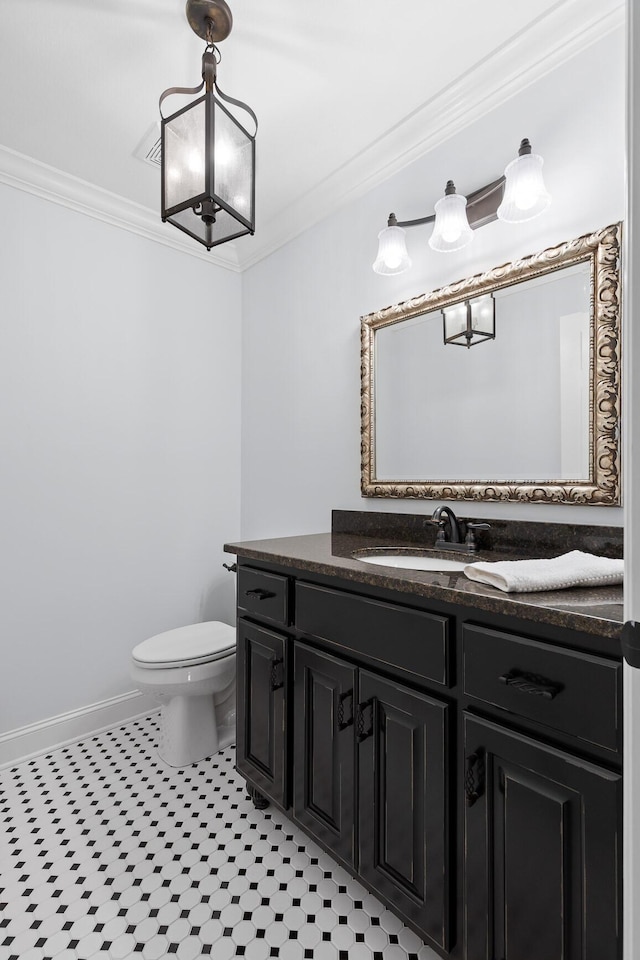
[132,621,235,670]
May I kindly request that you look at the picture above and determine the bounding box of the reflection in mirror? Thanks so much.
[375,263,590,482]
[361,224,621,504]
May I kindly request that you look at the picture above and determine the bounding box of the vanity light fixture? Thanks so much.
[160,0,257,251]
[372,139,550,276]
[442,293,495,348]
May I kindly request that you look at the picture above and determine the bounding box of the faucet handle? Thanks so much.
[425,517,447,537]
[465,522,491,551]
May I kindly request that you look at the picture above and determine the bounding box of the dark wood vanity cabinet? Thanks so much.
[231,558,622,959]
[293,642,451,951]
[236,619,289,809]
[463,714,621,960]
[462,622,622,960]
[292,643,357,868]
[357,668,450,950]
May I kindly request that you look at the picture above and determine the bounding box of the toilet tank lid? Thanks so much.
[132,621,235,665]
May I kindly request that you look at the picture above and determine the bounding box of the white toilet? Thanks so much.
[131,621,236,767]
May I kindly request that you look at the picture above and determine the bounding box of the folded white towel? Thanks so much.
[463,550,624,594]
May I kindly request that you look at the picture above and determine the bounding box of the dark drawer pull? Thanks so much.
[465,750,485,807]
[245,587,276,601]
[337,690,354,731]
[356,699,375,742]
[499,668,563,700]
[270,657,284,691]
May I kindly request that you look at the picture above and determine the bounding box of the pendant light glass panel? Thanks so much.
[442,303,468,341]
[214,100,254,227]
[163,98,206,212]
[469,294,495,340]
[373,225,411,275]
[167,205,250,246]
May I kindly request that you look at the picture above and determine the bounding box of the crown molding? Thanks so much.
[0,144,241,273]
[239,0,624,270]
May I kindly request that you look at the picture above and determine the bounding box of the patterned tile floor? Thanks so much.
[0,715,437,960]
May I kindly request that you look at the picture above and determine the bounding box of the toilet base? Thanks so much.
[158,694,233,767]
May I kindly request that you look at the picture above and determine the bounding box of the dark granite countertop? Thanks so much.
[224,527,624,641]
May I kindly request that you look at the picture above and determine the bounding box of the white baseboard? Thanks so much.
[0,691,160,770]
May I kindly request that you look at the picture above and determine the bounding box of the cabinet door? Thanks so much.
[358,670,450,952]
[293,642,357,868]
[464,713,621,960]
[236,619,288,808]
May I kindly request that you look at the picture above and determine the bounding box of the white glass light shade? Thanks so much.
[373,225,411,275]
[429,191,473,253]
[161,92,255,250]
[497,151,550,223]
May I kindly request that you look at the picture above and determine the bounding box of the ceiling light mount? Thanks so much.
[185,0,233,43]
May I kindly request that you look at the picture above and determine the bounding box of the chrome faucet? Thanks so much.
[428,506,490,553]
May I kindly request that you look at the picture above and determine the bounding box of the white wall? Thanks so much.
[241,28,625,539]
[0,185,242,733]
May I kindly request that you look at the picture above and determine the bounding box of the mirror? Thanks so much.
[361,223,621,504]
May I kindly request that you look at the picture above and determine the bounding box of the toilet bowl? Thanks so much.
[131,621,236,767]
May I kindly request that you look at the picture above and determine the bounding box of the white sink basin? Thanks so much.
[356,553,468,572]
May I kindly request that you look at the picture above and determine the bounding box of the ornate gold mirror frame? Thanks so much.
[361,223,622,504]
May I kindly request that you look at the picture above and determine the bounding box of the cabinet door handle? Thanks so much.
[337,690,354,731]
[464,750,485,807]
[356,698,375,742]
[245,587,276,601]
[270,657,284,691]
[499,668,563,700]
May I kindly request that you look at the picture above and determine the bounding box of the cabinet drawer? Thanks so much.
[463,623,621,753]
[238,566,290,626]
[296,582,450,686]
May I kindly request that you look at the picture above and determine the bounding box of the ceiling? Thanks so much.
[0,0,624,271]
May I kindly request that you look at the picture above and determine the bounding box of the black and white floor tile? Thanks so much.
[0,716,437,960]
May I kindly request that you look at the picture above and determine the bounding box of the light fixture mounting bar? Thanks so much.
[390,175,506,231]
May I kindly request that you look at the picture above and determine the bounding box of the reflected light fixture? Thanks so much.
[160,0,257,251]
[373,139,550,276]
[442,294,495,349]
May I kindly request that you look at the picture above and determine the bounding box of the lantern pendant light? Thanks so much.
[160,0,257,251]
